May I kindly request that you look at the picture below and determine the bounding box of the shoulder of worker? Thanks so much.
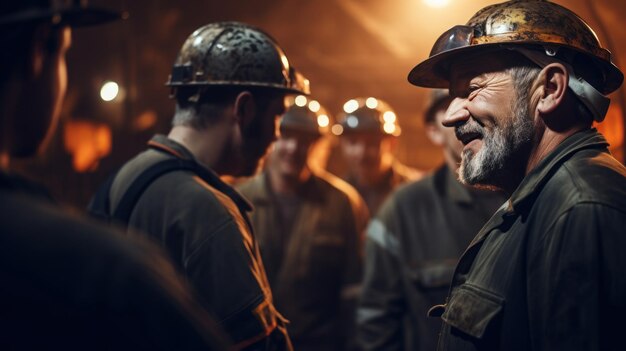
[235,172,265,201]
[315,168,368,211]
[0,190,228,349]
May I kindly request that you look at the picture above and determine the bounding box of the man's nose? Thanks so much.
[442,98,471,128]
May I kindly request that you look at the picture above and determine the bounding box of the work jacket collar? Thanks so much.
[147,134,253,212]
[509,128,609,214]
[469,128,608,246]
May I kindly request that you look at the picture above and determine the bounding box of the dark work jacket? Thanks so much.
[0,171,227,350]
[237,170,368,351]
[108,135,291,350]
[348,161,423,217]
[357,165,504,351]
[436,129,626,351]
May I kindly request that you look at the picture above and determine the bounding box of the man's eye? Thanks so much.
[467,85,480,99]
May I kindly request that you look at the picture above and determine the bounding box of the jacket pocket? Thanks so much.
[441,283,504,339]
[410,259,457,289]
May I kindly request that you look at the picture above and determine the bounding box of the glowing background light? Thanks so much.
[317,114,330,127]
[383,111,396,123]
[295,95,307,107]
[346,115,359,128]
[100,81,119,102]
[331,124,344,136]
[383,122,396,135]
[308,100,321,112]
[343,99,359,113]
[366,97,378,109]
[423,0,450,8]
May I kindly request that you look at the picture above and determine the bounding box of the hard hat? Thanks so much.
[0,0,121,28]
[280,95,331,136]
[408,0,623,97]
[166,22,309,97]
[334,97,401,137]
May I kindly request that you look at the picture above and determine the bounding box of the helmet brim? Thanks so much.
[408,42,624,95]
[165,81,309,96]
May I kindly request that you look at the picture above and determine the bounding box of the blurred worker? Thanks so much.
[0,1,226,349]
[356,90,505,351]
[334,97,422,215]
[408,1,626,349]
[238,96,368,351]
[89,22,308,350]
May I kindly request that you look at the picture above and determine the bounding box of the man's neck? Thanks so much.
[525,125,586,176]
[168,124,226,171]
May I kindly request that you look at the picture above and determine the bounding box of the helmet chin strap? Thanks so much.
[507,46,610,122]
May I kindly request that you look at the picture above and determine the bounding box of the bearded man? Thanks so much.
[408,1,626,350]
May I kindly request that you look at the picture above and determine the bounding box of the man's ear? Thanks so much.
[233,91,256,128]
[536,62,568,115]
[425,122,444,146]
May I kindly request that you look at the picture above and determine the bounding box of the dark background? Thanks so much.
[13,0,626,209]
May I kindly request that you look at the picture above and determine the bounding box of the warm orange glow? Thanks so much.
[133,110,158,131]
[423,0,450,8]
[63,120,112,172]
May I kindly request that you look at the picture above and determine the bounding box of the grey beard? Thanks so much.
[459,98,534,188]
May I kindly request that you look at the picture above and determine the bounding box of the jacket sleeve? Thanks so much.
[171,182,289,350]
[527,203,626,351]
[356,214,406,351]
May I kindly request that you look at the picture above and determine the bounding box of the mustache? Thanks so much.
[455,120,484,143]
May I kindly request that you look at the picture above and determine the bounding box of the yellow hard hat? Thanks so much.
[408,0,623,95]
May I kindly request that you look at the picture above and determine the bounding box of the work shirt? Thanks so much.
[435,129,626,350]
[357,165,504,351]
[108,135,291,350]
[238,170,368,351]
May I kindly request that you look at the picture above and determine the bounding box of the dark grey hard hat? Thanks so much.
[166,22,309,96]
[335,97,401,136]
[280,96,330,136]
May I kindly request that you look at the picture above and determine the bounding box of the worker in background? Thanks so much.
[334,97,422,215]
[0,1,226,349]
[356,90,505,351]
[408,1,626,349]
[89,22,309,350]
[238,96,368,351]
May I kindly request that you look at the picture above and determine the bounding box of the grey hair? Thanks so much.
[507,63,594,126]
[172,103,227,129]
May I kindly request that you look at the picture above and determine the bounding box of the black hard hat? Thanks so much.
[0,1,121,28]
[166,22,309,96]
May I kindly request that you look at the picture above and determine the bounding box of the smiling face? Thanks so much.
[444,53,536,190]
[339,132,394,184]
[268,128,319,181]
